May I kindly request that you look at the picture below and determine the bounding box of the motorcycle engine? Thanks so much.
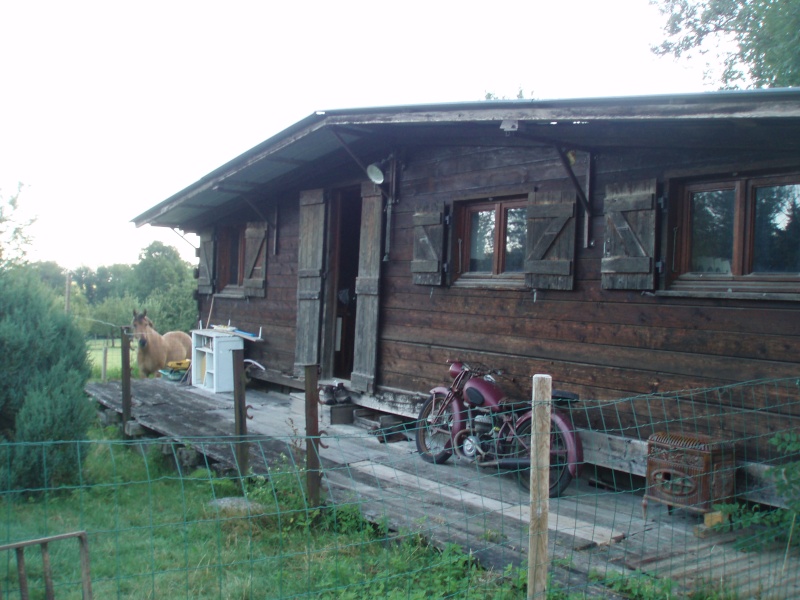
[473,414,493,434]
[459,414,494,460]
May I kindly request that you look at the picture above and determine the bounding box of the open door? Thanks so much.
[324,187,362,380]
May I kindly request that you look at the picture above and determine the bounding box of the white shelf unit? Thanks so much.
[191,329,244,393]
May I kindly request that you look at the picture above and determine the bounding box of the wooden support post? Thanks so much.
[120,327,132,440]
[78,532,93,600]
[303,364,321,508]
[232,349,249,476]
[41,541,54,599]
[101,346,108,383]
[15,547,27,598]
[528,374,552,600]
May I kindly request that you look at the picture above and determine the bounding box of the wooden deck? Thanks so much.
[86,379,799,599]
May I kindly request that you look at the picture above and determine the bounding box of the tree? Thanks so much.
[0,184,35,266]
[652,0,800,88]
[142,277,198,334]
[0,267,92,463]
[29,261,68,295]
[94,263,135,304]
[130,241,192,303]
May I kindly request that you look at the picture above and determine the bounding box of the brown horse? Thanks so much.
[131,310,192,378]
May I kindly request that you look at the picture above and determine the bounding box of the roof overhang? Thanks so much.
[134,89,800,231]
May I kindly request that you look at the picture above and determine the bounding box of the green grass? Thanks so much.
[87,339,137,380]
[1,427,530,599]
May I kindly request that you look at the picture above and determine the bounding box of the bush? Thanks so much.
[8,359,95,490]
[0,266,92,490]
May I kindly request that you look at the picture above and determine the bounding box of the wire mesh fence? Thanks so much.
[2,377,799,599]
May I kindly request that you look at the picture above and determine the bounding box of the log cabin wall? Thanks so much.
[196,195,301,388]
[189,134,799,463]
[380,143,800,461]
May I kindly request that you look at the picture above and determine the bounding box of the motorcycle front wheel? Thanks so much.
[513,417,573,497]
[415,392,454,464]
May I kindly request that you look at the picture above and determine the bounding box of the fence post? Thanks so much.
[101,346,108,383]
[528,374,552,600]
[232,348,248,475]
[303,365,321,508]
[120,327,132,440]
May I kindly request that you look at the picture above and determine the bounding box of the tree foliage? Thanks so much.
[0,184,35,266]
[0,268,91,435]
[140,277,198,334]
[130,241,192,303]
[652,0,800,88]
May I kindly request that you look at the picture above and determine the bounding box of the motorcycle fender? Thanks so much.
[518,411,583,478]
[551,410,583,478]
[428,386,467,439]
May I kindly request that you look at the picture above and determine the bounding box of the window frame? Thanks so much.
[215,224,246,296]
[452,194,528,286]
[668,171,800,297]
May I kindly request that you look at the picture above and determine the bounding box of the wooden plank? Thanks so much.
[347,460,625,547]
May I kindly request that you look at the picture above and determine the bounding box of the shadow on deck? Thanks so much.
[86,379,799,599]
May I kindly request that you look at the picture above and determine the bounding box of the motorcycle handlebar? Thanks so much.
[448,360,504,377]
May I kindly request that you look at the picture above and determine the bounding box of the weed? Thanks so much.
[481,528,505,543]
[590,569,676,599]
[714,431,800,552]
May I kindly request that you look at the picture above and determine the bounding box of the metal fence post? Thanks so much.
[528,374,552,600]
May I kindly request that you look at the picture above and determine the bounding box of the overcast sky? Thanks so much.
[0,0,713,270]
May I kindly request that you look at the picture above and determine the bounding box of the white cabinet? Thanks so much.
[191,329,244,393]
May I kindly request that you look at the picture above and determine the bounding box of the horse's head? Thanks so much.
[132,309,154,349]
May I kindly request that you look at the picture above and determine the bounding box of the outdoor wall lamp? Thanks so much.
[366,162,385,185]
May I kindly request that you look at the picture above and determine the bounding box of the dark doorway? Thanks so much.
[331,188,362,379]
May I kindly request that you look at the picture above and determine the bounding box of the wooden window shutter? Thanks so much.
[294,190,326,377]
[243,221,268,298]
[411,210,445,285]
[524,191,576,290]
[196,231,215,295]
[351,183,383,393]
[601,179,657,290]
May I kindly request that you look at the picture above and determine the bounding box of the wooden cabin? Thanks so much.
[134,90,800,476]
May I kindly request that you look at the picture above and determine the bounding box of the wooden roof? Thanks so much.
[133,89,800,232]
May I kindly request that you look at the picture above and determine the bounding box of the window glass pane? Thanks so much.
[753,184,800,273]
[504,206,527,272]
[469,209,495,272]
[690,190,735,273]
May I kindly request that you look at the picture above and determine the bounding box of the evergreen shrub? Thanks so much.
[0,267,92,491]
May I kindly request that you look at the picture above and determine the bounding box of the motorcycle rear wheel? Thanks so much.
[415,393,454,464]
[513,417,573,497]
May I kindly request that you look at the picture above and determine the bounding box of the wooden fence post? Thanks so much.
[528,374,552,600]
[303,365,321,508]
[120,327,131,440]
[232,348,248,475]
[101,346,108,383]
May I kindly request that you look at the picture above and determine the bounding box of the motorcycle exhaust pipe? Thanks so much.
[477,458,532,470]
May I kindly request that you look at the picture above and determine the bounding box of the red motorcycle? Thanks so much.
[415,361,582,497]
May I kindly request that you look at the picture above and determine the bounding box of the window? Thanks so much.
[673,173,800,293]
[455,195,527,280]
[216,225,245,291]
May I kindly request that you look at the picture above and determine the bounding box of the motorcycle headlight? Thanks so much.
[448,361,465,379]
